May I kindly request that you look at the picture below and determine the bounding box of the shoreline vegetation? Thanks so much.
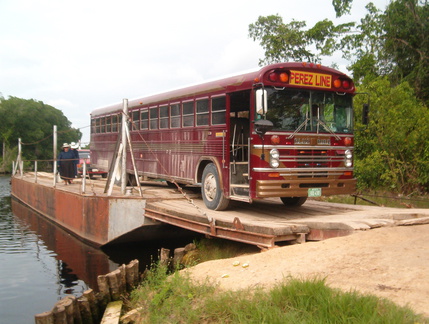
[127,263,427,324]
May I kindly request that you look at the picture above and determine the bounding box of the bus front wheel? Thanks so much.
[280,197,307,207]
[201,163,230,211]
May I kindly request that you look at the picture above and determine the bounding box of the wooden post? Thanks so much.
[107,269,121,301]
[118,264,127,294]
[52,305,66,324]
[83,289,99,323]
[174,247,186,267]
[64,295,82,324]
[160,248,170,267]
[35,260,142,324]
[35,311,54,324]
[77,296,93,324]
[125,259,139,290]
[97,274,111,310]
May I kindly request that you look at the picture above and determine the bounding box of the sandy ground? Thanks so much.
[186,223,429,318]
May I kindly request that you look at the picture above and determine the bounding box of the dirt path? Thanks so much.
[186,224,429,318]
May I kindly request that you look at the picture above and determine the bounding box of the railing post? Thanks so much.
[53,125,57,187]
[54,160,58,187]
[34,160,38,183]
[81,160,87,194]
[121,99,128,195]
[18,138,22,177]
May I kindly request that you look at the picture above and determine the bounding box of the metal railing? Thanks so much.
[12,157,91,194]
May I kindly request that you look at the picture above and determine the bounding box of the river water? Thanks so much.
[0,175,198,323]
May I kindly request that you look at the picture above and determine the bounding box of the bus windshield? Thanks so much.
[264,88,354,134]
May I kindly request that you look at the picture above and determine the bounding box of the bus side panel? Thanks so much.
[128,126,226,184]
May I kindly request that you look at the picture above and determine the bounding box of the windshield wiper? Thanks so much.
[288,117,341,140]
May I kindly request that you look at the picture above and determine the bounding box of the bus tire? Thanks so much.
[201,163,230,211]
[280,197,307,207]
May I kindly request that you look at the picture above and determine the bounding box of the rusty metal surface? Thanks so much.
[10,172,429,249]
[11,176,110,246]
[145,208,281,248]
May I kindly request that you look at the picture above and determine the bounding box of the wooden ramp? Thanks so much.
[145,194,429,248]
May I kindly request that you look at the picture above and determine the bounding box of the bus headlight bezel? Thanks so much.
[345,149,353,167]
[270,149,280,168]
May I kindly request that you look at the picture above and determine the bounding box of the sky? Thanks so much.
[0,0,389,144]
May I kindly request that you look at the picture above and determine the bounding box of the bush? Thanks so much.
[354,78,429,194]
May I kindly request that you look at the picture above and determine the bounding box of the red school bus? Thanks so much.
[90,62,358,210]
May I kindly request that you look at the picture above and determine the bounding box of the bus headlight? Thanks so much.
[270,149,280,168]
[270,159,280,168]
[270,149,279,159]
[345,149,353,167]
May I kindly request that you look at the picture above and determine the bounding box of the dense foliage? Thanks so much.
[249,0,429,194]
[0,96,81,170]
[354,78,429,193]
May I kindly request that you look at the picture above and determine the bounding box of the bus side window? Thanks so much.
[160,105,169,129]
[183,101,194,127]
[150,107,158,130]
[112,115,118,132]
[131,110,140,130]
[106,116,112,132]
[212,96,226,125]
[140,110,148,130]
[196,99,209,126]
[170,103,181,128]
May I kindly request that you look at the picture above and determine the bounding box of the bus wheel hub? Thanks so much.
[204,174,216,201]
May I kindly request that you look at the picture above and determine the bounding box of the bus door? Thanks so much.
[229,91,251,200]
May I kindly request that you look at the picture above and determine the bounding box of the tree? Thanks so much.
[248,1,429,194]
[354,78,429,193]
[248,15,354,66]
[0,97,81,167]
[382,0,429,103]
[249,1,429,105]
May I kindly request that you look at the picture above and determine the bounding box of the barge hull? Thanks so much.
[11,176,158,246]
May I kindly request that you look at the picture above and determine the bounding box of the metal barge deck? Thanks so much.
[10,172,429,248]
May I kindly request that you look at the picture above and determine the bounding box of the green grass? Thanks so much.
[129,264,428,324]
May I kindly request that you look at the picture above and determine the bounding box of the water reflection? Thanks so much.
[11,199,113,291]
[0,175,200,322]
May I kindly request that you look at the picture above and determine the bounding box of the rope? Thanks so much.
[20,125,91,146]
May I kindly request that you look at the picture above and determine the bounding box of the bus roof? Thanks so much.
[91,62,351,117]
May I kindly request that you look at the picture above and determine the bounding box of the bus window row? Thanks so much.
[91,96,227,134]
[91,114,122,134]
[133,96,226,131]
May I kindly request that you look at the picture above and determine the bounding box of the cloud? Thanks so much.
[0,0,389,143]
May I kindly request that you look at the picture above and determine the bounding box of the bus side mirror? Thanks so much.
[254,119,274,137]
[362,103,369,125]
[255,89,268,115]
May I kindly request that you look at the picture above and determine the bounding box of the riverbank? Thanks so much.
[185,222,429,318]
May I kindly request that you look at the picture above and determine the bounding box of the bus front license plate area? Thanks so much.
[308,188,322,197]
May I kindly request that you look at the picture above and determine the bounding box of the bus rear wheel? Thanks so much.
[280,197,307,207]
[201,163,230,211]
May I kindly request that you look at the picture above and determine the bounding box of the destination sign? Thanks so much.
[289,70,332,89]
